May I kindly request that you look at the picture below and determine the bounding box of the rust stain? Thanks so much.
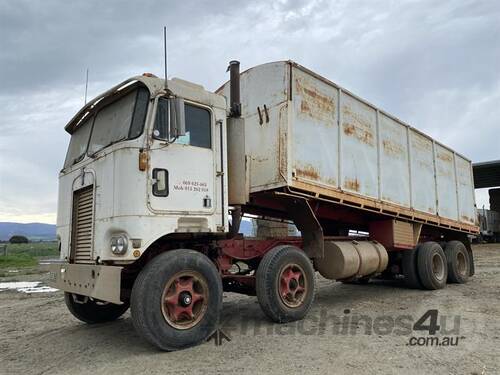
[291,179,479,234]
[300,100,311,113]
[343,122,374,145]
[412,134,432,152]
[341,105,375,146]
[295,164,320,181]
[461,215,472,222]
[295,78,335,124]
[382,139,404,156]
[344,178,360,192]
[437,151,453,163]
[278,104,288,178]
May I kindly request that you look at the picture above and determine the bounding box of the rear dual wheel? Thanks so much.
[403,241,447,290]
[403,240,470,290]
[256,245,315,323]
[444,241,470,284]
[417,242,448,290]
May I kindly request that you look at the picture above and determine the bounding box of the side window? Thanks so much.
[154,98,169,139]
[129,88,150,139]
[176,104,211,149]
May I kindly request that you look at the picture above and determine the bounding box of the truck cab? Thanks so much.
[57,75,228,268]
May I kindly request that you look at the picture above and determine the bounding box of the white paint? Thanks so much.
[218,61,477,224]
[56,76,228,264]
[0,281,58,293]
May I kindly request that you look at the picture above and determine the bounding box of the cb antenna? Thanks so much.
[84,68,89,104]
[163,26,168,91]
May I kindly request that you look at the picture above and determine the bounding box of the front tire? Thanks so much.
[256,245,315,323]
[130,250,222,351]
[64,292,129,324]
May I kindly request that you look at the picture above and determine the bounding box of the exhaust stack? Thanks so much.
[228,60,241,117]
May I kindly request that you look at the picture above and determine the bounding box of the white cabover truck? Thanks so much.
[48,61,478,351]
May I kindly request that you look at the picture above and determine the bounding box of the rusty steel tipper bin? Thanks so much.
[218,61,478,233]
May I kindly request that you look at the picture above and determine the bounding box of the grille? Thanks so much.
[71,185,94,264]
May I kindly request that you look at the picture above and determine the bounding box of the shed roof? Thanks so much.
[473,160,500,189]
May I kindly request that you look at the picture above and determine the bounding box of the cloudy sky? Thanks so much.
[0,0,499,224]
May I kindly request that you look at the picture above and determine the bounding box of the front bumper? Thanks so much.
[46,263,123,304]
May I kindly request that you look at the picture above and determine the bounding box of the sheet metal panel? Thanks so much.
[435,144,459,220]
[292,67,339,188]
[218,62,289,190]
[456,154,476,224]
[409,130,437,214]
[340,92,379,198]
[379,113,411,206]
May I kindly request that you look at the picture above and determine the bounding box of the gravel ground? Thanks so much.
[0,244,499,375]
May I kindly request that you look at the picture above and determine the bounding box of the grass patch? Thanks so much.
[0,242,58,270]
[0,254,37,268]
[2,241,59,257]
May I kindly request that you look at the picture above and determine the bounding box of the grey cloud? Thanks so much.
[0,0,499,222]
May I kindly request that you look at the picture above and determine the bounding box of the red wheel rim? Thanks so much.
[278,263,307,308]
[161,271,209,330]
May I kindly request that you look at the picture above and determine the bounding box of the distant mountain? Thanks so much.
[0,222,56,241]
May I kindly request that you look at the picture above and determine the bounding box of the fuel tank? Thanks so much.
[315,240,388,280]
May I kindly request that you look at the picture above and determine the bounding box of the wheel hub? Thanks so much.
[161,271,209,330]
[432,253,445,281]
[457,252,467,275]
[278,264,307,308]
[179,291,192,307]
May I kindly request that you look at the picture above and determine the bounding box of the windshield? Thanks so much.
[63,86,149,168]
[64,116,93,167]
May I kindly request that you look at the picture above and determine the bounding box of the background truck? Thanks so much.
[478,208,500,242]
[47,60,478,351]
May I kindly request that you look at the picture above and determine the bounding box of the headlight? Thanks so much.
[110,235,128,255]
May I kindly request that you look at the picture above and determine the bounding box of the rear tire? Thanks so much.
[417,242,447,290]
[256,245,315,323]
[444,241,470,284]
[64,292,129,324]
[402,246,422,289]
[130,250,222,351]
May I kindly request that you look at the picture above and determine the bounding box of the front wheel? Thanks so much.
[64,293,129,324]
[130,250,222,351]
[256,245,315,323]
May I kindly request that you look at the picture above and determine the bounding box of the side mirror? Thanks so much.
[169,98,186,138]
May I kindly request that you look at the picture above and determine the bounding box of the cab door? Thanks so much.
[148,99,216,218]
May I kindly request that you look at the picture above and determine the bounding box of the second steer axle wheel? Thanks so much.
[256,245,315,323]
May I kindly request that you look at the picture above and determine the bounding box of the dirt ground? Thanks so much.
[0,244,499,375]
